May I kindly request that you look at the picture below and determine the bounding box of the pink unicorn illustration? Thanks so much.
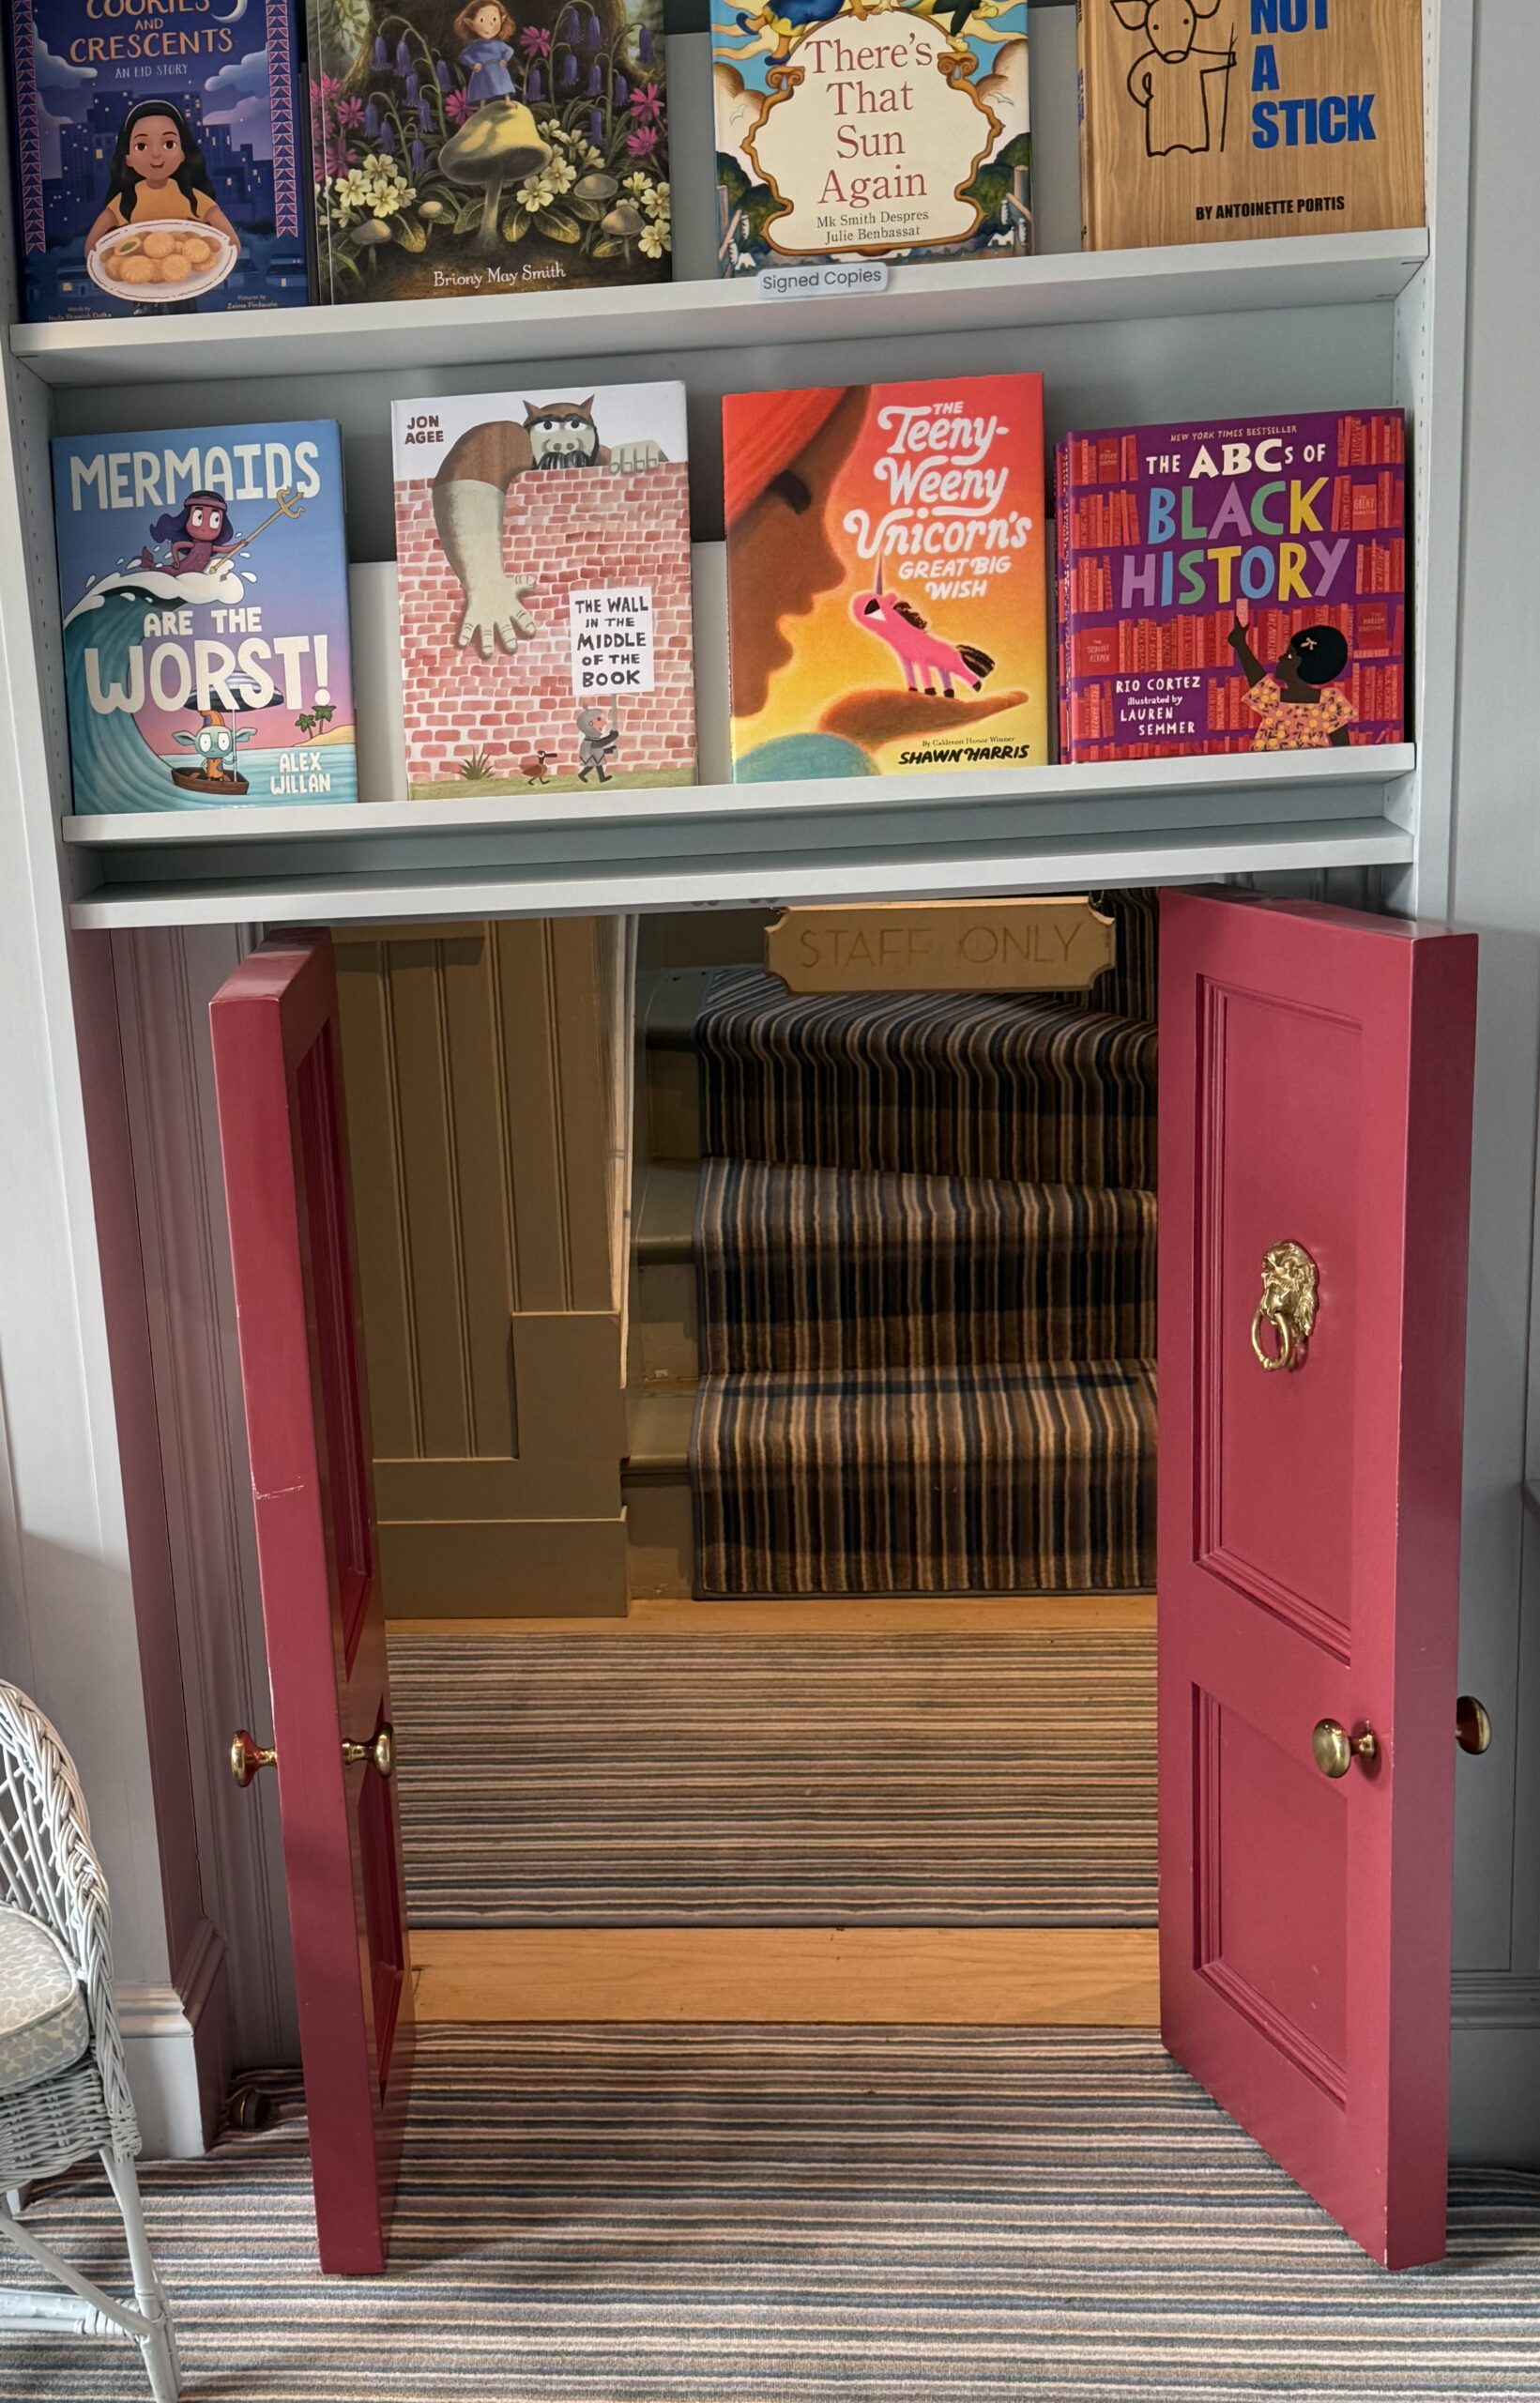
[849,555,996,697]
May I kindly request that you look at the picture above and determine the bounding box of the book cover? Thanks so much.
[1059,408,1406,759]
[8,0,308,319]
[392,381,695,797]
[52,421,358,813]
[712,0,1029,274]
[724,374,1048,780]
[309,0,669,304]
[1076,0,1424,252]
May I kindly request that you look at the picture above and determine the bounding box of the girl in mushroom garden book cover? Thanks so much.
[52,421,358,813]
[392,381,695,797]
[309,0,669,302]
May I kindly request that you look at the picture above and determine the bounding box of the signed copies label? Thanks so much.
[748,13,999,257]
[756,261,889,299]
[766,899,1116,994]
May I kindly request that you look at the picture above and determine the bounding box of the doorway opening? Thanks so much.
[328,893,1159,1999]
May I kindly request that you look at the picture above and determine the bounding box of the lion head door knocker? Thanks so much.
[1250,1240,1319,1373]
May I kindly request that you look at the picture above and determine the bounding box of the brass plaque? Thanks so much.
[765,899,1115,996]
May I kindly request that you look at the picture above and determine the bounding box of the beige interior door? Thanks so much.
[334,917,631,1617]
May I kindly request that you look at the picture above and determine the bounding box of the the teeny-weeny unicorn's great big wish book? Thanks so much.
[723,375,1047,782]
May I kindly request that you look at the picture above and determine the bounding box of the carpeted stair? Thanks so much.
[689,895,1159,1597]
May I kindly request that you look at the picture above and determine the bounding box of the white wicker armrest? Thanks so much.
[0,1685,139,2160]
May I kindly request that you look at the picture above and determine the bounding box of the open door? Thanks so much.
[209,932,413,2275]
[1159,889,1477,2270]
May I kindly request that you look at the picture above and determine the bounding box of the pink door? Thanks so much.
[1159,889,1477,2269]
[209,932,413,2276]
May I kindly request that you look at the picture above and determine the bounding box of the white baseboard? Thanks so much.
[116,1917,232,2160]
[1451,1973,1540,2164]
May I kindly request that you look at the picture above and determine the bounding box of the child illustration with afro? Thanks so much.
[1227,604,1357,751]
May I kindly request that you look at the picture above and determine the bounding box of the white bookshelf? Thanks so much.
[0,1,1470,933]
[13,227,1428,390]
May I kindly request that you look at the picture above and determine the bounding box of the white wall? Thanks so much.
[1441,0,1540,2152]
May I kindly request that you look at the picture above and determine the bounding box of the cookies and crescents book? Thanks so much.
[392,381,695,798]
[309,0,670,305]
[712,0,1030,272]
[1058,408,1406,760]
[1075,0,1424,252]
[8,0,308,319]
[724,375,1047,782]
[52,421,357,812]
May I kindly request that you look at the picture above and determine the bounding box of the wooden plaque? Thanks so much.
[765,899,1116,994]
[1078,0,1426,253]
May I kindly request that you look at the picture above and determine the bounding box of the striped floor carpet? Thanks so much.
[388,1630,1156,1927]
[4,2028,1537,2402]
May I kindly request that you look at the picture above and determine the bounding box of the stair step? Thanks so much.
[694,970,1156,1189]
[640,970,707,1166]
[696,1159,1154,1374]
[622,1386,694,1599]
[624,1385,695,1477]
[694,1359,1156,1599]
[636,1164,700,1263]
[641,966,713,1049]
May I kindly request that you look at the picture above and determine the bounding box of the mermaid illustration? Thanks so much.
[138,490,244,577]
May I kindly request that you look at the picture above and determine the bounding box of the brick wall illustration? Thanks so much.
[396,460,697,791]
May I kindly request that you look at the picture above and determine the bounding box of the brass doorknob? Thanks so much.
[1456,1696,1492,1755]
[230,1730,277,1789]
[343,1723,396,1779]
[1312,1718,1378,1779]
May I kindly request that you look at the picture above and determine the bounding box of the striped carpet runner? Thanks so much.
[387,1628,1156,1927]
[691,896,1160,1596]
[8,2028,1537,2399]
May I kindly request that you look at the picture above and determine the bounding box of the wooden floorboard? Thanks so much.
[390,1595,1157,1637]
[411,1928,1160,2026]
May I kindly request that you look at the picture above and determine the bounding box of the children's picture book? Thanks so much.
[1076,0,1425,252]
[52,421,358,812]
[8,0,308,319]
[724,374,1047,781]
[309,0,669,303]
[712,0,1030,273]
[392,382,694,796]
[1058,408,1406,759]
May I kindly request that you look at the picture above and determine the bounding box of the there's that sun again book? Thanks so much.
[723,374,1047,781]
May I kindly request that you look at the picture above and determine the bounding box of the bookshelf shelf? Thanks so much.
[13,227,1429,392]
[64,746,1416,930]
[61,742,1415,849]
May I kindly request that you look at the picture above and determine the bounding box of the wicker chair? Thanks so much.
[0,1681,180,2399]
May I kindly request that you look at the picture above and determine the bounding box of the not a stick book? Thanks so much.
[8,0,308,319]
[1058,408,1406,759]
[712,0,1029,273]
[724,375,1047,781]
[392,381,695,797]
[309,0,670,304]
[52,421,358,812]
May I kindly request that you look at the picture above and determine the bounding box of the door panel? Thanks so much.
[1159,890,1476,2270]
[332,918,629,1615]
[210,932,413,2275]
